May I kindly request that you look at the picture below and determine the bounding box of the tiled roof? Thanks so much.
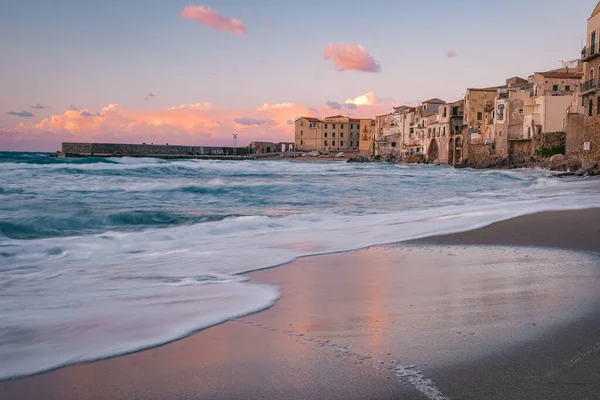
[536,71,583,79]
[301,117,321,122]
[349,118,361,122]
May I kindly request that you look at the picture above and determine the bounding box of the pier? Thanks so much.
[60,142,257,159]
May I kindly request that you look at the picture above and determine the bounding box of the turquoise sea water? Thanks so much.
[1,151,600,379]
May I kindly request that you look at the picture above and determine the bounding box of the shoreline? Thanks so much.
[1,208,600,399]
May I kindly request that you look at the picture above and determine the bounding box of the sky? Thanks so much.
[0,0,594,151]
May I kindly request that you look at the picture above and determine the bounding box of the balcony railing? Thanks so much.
[582,78,599,94]
[582,45,600,62]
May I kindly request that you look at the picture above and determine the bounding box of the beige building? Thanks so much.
[373,113,392,155]
[438,100,465,164]
[294,115,361,152]
[359,119,375,156]
[579,1,600,165]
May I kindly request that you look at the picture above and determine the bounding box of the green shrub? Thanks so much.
[535,146,565,158]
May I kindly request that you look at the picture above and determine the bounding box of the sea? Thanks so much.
[1,151,600,380]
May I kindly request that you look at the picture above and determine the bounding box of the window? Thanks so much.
[477,112,483,121]
[592,32,597,54]
[443,126,446,136]
[324,140,328,146]
[565,85,571,91]
[324,132,328,137]
[341,141,344,146]
[332,141,336,146]
[597,96,600,115]
[443,107,447,117]
[391,142,397,148]
[300,140,303,145]
[452,106,459,116]
[350,124,353,129]
[332,132,336,138]
[519,108,523,113]
[301,122,304,127]
[341,132,344,138]
[301,131,303,135]
[590,98,594,117]
[324,124,328,129]
[341,124,344,129]
[332,124,336,129]
[350,141,353,147]
[553,85,559,92]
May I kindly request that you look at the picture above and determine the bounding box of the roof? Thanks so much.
[324,115,345,119]
[349,118,360,122]
[592,2,600,18]
[535,71,584,79]
[375,113,392,117]
[467,87,501,92]
[300,117,321,122]
[422,98,445,104]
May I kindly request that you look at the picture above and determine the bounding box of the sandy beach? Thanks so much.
[1,208,600,400]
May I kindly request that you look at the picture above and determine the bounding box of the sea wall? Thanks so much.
[62,143,255,158]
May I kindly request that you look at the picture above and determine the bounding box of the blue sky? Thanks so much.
[0,0,595,149]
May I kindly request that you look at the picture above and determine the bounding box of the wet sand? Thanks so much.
[1,208,600,400]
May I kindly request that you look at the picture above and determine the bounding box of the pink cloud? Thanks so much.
[179,5,247,35]
[0,94,394,151]
[446,50,457,58]
[323,43,381,72]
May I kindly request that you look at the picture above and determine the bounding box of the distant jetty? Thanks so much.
[60,142,257,160]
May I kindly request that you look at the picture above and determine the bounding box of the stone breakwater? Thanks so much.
[61,142,255,159]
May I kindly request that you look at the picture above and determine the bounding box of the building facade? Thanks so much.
[580,1,600,165]
[294,116,361,152]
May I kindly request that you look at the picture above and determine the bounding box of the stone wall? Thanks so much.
[533,131,566,157]
[508,139,533,163]
[467,144,492,168]
[566,113,584,160]
[583,115,600,165]
[62,142,255,157]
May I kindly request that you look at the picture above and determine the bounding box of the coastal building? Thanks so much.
[437,100,465,165]
[464,88,499,146]
[294,116,360,152]
[412,99,444,160]
[295,117,323,151]
[359,119,376,156]
[579,1,600,165]
[532,70,583,96]
[373,113,392,156]
[248,141,296,154]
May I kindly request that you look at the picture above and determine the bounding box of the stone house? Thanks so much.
[578,1,600,165]
[464,88,499,146]
[531,70,583,97]
[373,113,392,156]
[438,100,465,165]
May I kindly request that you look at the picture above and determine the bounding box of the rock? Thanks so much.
[383,154,397,163]
[346,156,371,163]
[554,172,575,178]
[575,162,599,177]
[372,155,383,162]
[433,159,441,166]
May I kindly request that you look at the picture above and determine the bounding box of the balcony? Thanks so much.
[582,45,600,62]
[582,78,599,94]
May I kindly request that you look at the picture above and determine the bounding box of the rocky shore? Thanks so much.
[345,153,599,177]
